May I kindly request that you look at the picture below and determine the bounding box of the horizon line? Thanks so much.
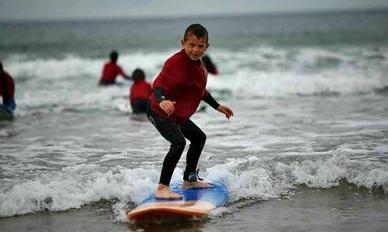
[1,7,387,24]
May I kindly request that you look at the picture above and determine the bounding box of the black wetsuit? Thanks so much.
[147,92,219,185]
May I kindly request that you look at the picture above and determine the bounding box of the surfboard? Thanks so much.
[128,182,228,222]
[0,104,14,121]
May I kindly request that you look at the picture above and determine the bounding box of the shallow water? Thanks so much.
[1,93,388,221]
[206,185,388,232]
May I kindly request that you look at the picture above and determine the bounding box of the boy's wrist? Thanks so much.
[153,87,166,103]
[157,95,166,103]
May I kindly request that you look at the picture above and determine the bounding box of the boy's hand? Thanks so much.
[217,105,234,119]
[160,100,176,116]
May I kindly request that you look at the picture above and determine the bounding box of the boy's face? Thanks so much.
[181,33,209,61]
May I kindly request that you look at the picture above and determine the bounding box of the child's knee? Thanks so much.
[197,132,206,145]
[191,132,206,147]
[171,139,186,152]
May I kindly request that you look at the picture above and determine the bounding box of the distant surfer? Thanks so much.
[202,54,219,75]
[129,68,152,114]
[0,61,16,112]
[147,24,234,199]
[99,50,131,86]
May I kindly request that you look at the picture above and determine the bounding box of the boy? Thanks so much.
[129,68,152,114]
[147,24,234,199]
[0,61,16,111]
[99,50,130,85]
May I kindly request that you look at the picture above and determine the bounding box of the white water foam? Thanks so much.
[0,165,159,218]
[2,46,387,118]
[2,153,386,221]
[6,46,387,95]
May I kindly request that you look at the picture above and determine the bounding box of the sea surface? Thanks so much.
[1,9,388,231]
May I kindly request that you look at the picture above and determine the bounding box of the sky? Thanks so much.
[1,0,388,21]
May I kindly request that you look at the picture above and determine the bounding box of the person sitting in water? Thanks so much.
[0,61,16,111]
[99,50,131,85]
[201,54,219,75]
[129,68,152,114]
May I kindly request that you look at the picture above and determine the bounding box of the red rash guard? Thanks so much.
[130,80,152,104]
[100,62,125,82]
[150,49,209,124]
[0,72,15,101]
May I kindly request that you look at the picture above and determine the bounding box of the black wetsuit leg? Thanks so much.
[181,120,206,181]
[147,109,206,185]
[147,109,186,186]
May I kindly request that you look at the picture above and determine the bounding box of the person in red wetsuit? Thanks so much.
[0,61,16,111]
[99,50,130,85]
[147,24,234,199]
[129,68,152,114]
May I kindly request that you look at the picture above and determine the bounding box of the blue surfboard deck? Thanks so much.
[128,182,228,221]
[0,104,14,121]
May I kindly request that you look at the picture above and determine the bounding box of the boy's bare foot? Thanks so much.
[155,184,182,199]
[183,180,212,189]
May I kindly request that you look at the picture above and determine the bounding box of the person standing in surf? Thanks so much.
[147,24,234,199]
[0,61,16,111]
[99,50,131,86]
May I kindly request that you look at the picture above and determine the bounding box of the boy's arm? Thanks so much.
[153,62,178,95]
[217,104,234,119]
[203,91,233,119]
[153,87,176,116]
[152,61,182,116]
[202,92,219,109]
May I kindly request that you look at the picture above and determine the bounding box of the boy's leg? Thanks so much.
[181,120,208,185]
[147,111,186,187]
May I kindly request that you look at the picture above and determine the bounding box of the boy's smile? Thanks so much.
[181,33,209,61]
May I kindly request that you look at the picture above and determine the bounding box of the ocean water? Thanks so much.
[1,9,388,231]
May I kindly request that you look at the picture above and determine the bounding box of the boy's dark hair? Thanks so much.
[0,61,3,73]
[132,68,145,81]
[110,50,119,63]
[183,24,208,44]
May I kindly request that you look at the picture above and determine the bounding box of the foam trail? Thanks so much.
[1,153,387,221]
[0,166,159,218]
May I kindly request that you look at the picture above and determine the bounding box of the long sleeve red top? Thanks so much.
[100,62,126,82]
[149,49,209,124]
